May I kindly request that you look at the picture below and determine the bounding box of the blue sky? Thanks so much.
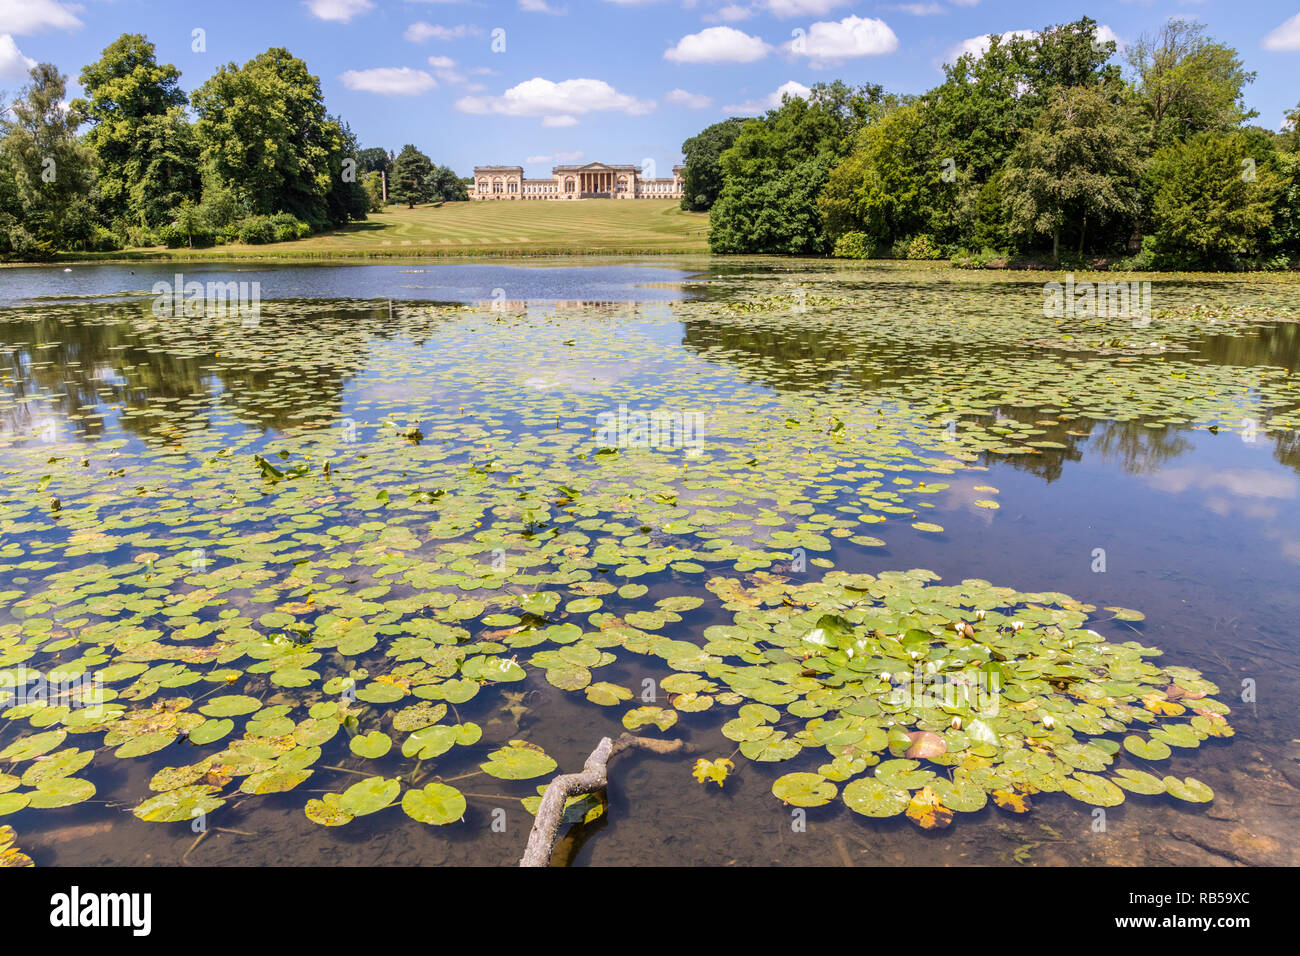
[2,0,1298,179]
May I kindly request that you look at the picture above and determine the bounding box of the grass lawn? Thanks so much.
[76,199,711,261]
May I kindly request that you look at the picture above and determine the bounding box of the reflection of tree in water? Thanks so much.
[964,406,1087,483]
[1272,429,1300,475]
[0,301,399,444]
[1190,323,1300,373]
[680,314,974,394]
[1088,419,1193,475]
[0,306,212,443]
[680,314,1245,483]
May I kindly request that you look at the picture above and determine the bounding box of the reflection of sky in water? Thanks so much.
[0,262,699,307]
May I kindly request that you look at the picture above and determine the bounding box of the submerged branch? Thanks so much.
[519,732,692,867]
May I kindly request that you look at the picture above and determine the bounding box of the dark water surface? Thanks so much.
[1,258,1297,866]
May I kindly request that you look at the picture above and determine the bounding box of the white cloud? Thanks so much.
[520,0,566,12]
[456,77,655,125]
[526,150,584,163]
[764,0,848,17]
[1094,24,1125,53]
[0,0,82,34]
[944,29,1036,65]
[0,34,36,78]
[885,2,941,14]
[665,88,713,108]
[788,15,899,64]
[1263,12,1300,51]
[340,67,437,95]
[404,22,480,42]
[724,79,812,114]
[305,0,374,23]
[706,3,754,21]
[665,26,771,63]
[426,55,468,83]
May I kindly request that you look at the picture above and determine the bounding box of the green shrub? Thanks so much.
[832,231,874,259]
[156,224,185,248]
[950,247,1005,269]
[904,234,944,260]
[267,212,307,242]
[237,216,275,244]
[157,224,215,248]
[92,227,123,253]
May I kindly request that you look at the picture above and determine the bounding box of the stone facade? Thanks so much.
[471,161,684,200]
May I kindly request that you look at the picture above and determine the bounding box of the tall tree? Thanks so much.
[389,145,434,207]
[192,48,335,225]
[818,99,943,248]
[1126,18,1256,147]
[928,17,1119,190]
[431,163,468,202]
[1001,85,1146,260]
[357,147,392,176]
[75,33,192,226]
[128,107,201,228]
[679,117,748,211]
[0,64,97,254]
[323,117,369,227]
[1279,102,1300,154]
[1147,131,1282,265]
[709,81,881,254]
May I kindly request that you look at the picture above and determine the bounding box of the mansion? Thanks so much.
[472,161,685,200]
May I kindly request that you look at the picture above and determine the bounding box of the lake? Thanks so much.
[0,258,1297,866]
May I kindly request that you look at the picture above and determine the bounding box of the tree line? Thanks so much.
[0,34,465,259]
[681,17,1300,270]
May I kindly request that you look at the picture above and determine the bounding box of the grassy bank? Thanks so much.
[56,199,711,263]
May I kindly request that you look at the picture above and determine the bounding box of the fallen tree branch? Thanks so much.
[519,732,692,867]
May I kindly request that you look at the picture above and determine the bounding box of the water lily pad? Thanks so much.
[402,783,466,825]
[199,695,261,717]
[843,777,909,817]
[480,741,557,780]
[1113,768,1166,795]
[905,786,954,829]
[305,794,353,826]
[772,772,836,807]
[338,776,400,816]
[241,768,312,795]
[622,706,677,732]
[350,731,392,759]
[585,681,632,706]
[189,718,234,746]
[24,774,94,808]
[1062,772,1125,807]
[1163,775,1214,802]
[133,786,225,823]
[1123,735,1172,761]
